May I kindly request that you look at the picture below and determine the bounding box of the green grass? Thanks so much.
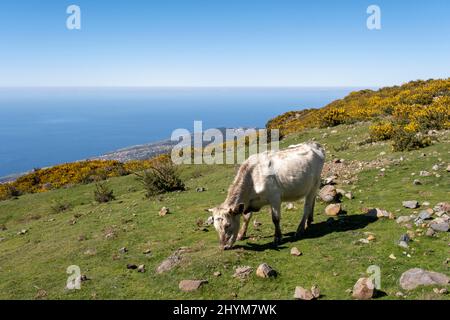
[0,123,449,300]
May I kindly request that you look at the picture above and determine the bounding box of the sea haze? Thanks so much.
[0,87,359,177]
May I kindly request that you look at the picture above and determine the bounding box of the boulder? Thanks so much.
[159,207,170,217]
[325,203,342,216]
[233,266,253,279]
[256,263,277,278]
[402,201,419,209]
[396,216,412,224]
[290,247,302,256]
[365,208,392,219]
[179,280,208,292]
[311,285,321,299]
[293,286,314,300]
[319,185,338,203]
[399,268,450,290]
[430,221,449,233]
[156,249,184,274]
[352,278,374,300]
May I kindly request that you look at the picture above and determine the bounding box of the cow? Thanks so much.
[208,142,326,250]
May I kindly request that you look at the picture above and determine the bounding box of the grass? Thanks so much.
[0,123,449,300]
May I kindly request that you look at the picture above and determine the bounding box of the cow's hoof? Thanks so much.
[273,236,282,246]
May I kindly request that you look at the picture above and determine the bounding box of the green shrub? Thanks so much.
[391,128,432,152]
[50,199,72,214]
[136,158,185,198]
[94,182,115,203]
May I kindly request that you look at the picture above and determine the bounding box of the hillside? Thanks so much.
[0,122,449,300]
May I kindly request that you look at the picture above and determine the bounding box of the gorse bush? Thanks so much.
[391,128,432,152]
[93,182,115,203]
[135,155,185,198]
[369,121,395,142]
[50,199,72,214]
[0,184,22,201]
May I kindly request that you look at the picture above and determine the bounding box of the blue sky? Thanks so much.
[0,0,449,87]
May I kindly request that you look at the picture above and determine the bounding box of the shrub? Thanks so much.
[391,128,432,152]
[50,199,72,214]
[94,182,115,203]
[318,108,348,128]
[332,140,350,152]
[135,156,185,198]
[0,184,22,200]
[369,122,395,141]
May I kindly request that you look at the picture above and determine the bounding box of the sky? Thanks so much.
[0,0,449,87]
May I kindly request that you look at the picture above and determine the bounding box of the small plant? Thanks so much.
[135,157,185,198]
[50,199,72,214]
[333,140,350,152]
[391,128,431,152]
[94,182,115,203]
[369,121,394,142]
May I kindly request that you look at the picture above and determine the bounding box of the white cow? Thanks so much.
[208,142,325,249]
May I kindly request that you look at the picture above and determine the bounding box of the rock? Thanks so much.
[159,207,170,217]
[434,202,450,213]
[403,201,419,209]
[398,241,409,249]
[389,254,397,260]
[398,234,411,248]
[365,208,391,219]
[447,164,450,172]
[426,228,436,237]
[311,285,321,299]
[396,216,412,224]
[179,280,208,292]
[126,264,138,270]
[432,164,439,171]
[359,239,370,244]
[293,286,314,300]
[324,176,337,185]
[319,185,338,203]
[352,278,374,300]
[17,229,28,235]
[213,271,221,277]
[399,268,450,290]
[119,247,128,254]
[253,220,262,229]
[413,179,422,185]
[233,266,253,279]
[418,211,432,220]
[422,201,431,207]
[156,250,184,274]
[84,249,96,256]
[286,203,295,210]
[325,203,342,216]
[367,234,376,241]
[256,263,277,278]
[419,171,432,177]
[143,249,152,255]
[196,187,206,192]
[430,221,449,233]
[137,264,146,273]
[344,192,354,200]
[290,247,302,256]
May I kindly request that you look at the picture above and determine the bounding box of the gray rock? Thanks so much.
[179,280,208,292]
[399,268,450,290]
[396,216,412,224]
[426,228,436,237]
[399,234,411,243]
[285,203,295,210]
[432,164,439,171]
[156,249,184,274]
[137,264,146,273]
[233,266,253,279]
[413,179,422,185]
[196,187,206,192]
[119,247,128,254]
[294,286,314,300]
[418,211,432,220]
[430,222,449,233]
[419,171,432,177]
[403,201,419,209]
[398,241,409,249]
[311,285,321,299]
[319,185,338,203]
[352,278,374,300]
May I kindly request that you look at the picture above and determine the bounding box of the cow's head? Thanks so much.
[208,204,244,250]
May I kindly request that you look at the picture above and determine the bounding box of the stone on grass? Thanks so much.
[233,266,253,279]
[402,201,419,209]
[119,247,128,254]
[420,171,432,177]
[256,263,277,278]
[447,164,450,172]
[311,285,321,299]
[430,221,449,233]
[397,216,412,224]
[352,278,374,300]
[319,185,338,203]
[126,264,138,270]
[399,268,450,290]
[426,228,436,237]
[213,271,221,277]
[286,203,295,210]
[365,208,391,219]
[179,280,208,292]
[389,254,397,260]
[137,264,146,273]
[290,247,302,256]
[17,229,28,235]
[294,286,314,300]
[325,203,342,216]
[159,207,170,217]
[156,249,185,274]
[413,179,422,185]
[344,192,354,200]
[418,211,432,220]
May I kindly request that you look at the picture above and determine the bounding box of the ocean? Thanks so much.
[0,87,358,177]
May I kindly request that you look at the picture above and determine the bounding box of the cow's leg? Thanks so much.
[270,196,282,245]
[237,212,253,241]
[296,190,317,237]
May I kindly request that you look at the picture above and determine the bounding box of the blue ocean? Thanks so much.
[0,87,358,177]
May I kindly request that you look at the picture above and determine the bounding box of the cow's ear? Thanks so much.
[232,203,245,215]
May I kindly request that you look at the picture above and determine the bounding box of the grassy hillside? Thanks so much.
[0,122,449,300]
